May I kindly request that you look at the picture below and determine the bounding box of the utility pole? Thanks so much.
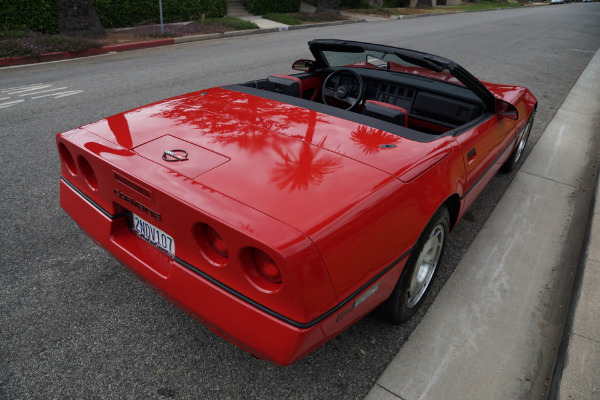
[159,0,164,33]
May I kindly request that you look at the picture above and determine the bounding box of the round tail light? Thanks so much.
[242,248,282,292]
[194,223,229,266]
[58,143,77,176]
[77,155,98,190]
[206,225,228,258]
[253,249,282,284]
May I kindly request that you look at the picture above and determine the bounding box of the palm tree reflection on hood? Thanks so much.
[350,125,400,154]
[271,142,342,192]
[269,107,342,192]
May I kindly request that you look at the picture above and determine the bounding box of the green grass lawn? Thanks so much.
[444,0,523,11]
[262,11,348,25]
[202,17,259,30]
[262,13,304,25]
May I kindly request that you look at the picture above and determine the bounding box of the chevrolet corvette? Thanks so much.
[56,40,537,365]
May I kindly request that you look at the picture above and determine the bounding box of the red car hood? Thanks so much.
[82,87,452,233]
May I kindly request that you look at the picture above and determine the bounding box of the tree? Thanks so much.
[317,0,342,14]
[59,0,105,37]
[415,0,433,8]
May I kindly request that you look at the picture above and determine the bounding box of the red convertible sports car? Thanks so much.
[57,40,537,365]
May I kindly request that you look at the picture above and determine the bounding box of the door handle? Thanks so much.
[467,148,476,162]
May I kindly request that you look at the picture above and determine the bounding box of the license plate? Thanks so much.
[131,214,175,257]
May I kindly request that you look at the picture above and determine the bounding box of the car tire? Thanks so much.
[501,111,535,173]
[382,206,450,324]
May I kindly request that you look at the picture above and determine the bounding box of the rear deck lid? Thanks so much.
[79,87,453,232]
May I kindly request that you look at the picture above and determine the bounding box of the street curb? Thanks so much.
[288,19,365,31]
[0,38,175,67]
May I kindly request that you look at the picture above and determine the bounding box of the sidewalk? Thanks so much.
[366,49,600,400]
[238,16,290,30]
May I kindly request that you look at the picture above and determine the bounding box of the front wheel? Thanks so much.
[501,111,535,173]
[382,206,450,324]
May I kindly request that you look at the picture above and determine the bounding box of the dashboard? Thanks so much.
[363,78,484,128]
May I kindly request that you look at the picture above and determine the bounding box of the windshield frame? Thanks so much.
[308,39,495,108]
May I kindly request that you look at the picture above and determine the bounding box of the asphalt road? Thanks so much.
[2,4,600,399]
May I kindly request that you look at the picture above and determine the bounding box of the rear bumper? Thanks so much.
[60,178,330,365]
[60,178,406,365]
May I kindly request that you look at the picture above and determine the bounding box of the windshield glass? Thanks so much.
[322,50,404,68]
[321,49,462,85]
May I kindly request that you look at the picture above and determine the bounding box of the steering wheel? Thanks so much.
[321,69,364,111]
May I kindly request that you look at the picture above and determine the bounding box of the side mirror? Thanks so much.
[292,59,314,72]
[495,99,519,120]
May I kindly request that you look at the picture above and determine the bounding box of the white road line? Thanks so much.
[5,84,54,95]
[4,84,52,94]
[0,83,84,109]
[52,90,85,98]
[568,48,596,54]
[31,90,84,99]
[0,100,26,109]
[19,87,68,97]
[1,83,44,92]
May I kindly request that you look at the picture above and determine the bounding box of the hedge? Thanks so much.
[243,0,301,15]
[95,0,227,29]
[382,0,411,6]
[0,0,60,34]
[0,0,227,33]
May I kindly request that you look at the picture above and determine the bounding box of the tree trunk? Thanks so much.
[415,0,433,8]
[59,0,105,38]
[316,0,342,14]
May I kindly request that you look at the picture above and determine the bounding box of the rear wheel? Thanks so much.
[382,206,450,324]
[501,111,535,173]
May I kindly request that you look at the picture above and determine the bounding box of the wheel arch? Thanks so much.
[442,193,462,232]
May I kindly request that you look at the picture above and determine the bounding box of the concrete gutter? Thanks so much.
[365,49,600,400]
